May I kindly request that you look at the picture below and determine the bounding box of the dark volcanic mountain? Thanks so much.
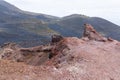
[0,0,120,47]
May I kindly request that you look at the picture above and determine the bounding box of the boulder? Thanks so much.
[51,34,63,44]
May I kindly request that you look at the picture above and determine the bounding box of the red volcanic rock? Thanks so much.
[0,24,120,80]
[0,44,52,66]
[83,24,107,41]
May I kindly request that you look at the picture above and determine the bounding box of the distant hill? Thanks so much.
[50,14,120,40]
[0,0,120,47]
[0,0,59,47]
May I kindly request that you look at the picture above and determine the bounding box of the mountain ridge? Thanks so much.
[0,0,120,47]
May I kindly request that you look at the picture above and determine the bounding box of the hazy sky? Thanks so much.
[5,0,120,25]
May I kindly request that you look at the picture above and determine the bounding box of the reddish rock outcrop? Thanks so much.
[0,24,120,80]
[0,44,52,66]
[83,24,107,41]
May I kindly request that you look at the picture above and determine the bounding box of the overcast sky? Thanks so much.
[5,0,120,25]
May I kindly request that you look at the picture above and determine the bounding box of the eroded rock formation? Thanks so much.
[83,24,107,41]
[0,24,120,80]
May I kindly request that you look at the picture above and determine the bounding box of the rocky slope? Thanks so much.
[0,24,120,80]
